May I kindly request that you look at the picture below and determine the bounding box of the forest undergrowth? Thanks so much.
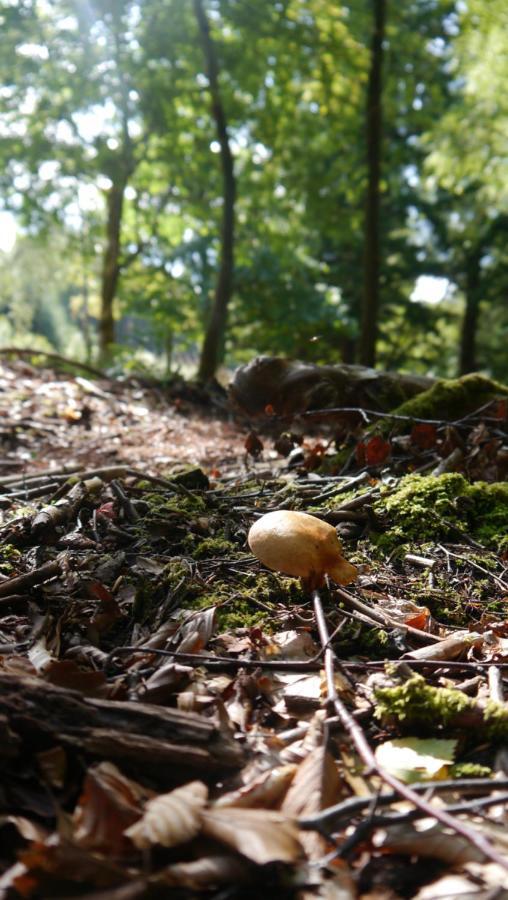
[0,359,508,899]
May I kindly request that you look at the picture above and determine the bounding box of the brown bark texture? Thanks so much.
[0,673,244,782]
[195,0,236,383]
[360,0,386,368]
[229,355,434,418]
[459,250,481,375]
[98,179,127,362]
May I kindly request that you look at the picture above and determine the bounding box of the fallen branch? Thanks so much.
[0,672,244,776]
[0,347,108,380]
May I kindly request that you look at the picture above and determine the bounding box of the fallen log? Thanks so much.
[229,356,434,418]
[0,673,244,783]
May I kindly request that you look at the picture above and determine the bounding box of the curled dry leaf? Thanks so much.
[214,764,297,809]
[175,607,217,653]
[73,761,151,855]
[201,806,303,864]
[159,855,252,890]
[374,820,485,865]
[125,781,208,850]
[282,747,344,860]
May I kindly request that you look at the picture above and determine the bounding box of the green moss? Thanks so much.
[451,763,492,778]
[376,675,508,739]
[181,580,269,630]
[393,373,508,423]
[0,543,22,574]
[484,701,508,739]
[374,674,473,728]
[374,473,508,551]
[141,491,207,515]
[192,537,238,559]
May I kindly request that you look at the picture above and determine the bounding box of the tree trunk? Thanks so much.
[359,0,386,368]
[459,251,481,375]
[194,0,236,383]
[98,178,126,363]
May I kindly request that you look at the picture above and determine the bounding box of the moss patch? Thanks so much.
[374,674,508,739]
[374,473,508,551]
[392,373,508,423]
[374,674,472,729]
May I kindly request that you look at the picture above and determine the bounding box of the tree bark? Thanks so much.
[194,0,236,383]
[459,250,481,375]
[230,356,434,418]
[0,672,245,782]
[98,178,127,363]
[359,0,386,368]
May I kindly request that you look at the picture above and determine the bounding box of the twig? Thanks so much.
[438,545,508,591]
[299,777,508,831]
[310,589,508,871]
[334,585,442,645]
[488,666,504,704]
[105,645,324,672]
[0,346,108,380]
[0,560,61,598]
[278,404,497,430]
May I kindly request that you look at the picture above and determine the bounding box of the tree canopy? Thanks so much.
[0,0,506,380]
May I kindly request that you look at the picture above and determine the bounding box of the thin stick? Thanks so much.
[300,777,508,830]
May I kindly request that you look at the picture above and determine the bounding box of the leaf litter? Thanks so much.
[0,361,507,897]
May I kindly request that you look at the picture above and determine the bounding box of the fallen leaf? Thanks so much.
[411,423,438,450]
[73,762,150,855]
[215,765,297,809]
[202,806,302,864]
[365,435,391,466]
[375,737,457,783]
[282,747,344,859]
[125,781,208,849]
[160,855,252,890]
[374,820,485,865]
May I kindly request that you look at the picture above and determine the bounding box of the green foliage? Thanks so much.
[0,0,507,375]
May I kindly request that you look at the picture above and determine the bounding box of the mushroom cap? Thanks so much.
[248,509,358,587]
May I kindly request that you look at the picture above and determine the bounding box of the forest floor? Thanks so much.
[0,358,508,899]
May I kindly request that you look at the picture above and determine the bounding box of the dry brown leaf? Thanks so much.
[282,747,344,860]
[73,762,151,855]
[414,872,505,898]
[374,820,485,865]
[215,764,297,809]
[404,631,483,662]
[175,607,217,653]
[0,816,49,843]
[125,780,208,849]
[137,661,193,704]
[201,806,303,864]
[159,855,252,890]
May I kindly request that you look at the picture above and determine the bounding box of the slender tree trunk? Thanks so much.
[81,251,91,363]
[459,251,481,375]
[98,179,126,362]
[194,0,236,383]
[359,0,386,367]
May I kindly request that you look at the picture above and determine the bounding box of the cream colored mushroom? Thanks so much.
[248,509,358,591]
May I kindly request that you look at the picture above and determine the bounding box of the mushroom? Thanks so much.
[248,509,358,592]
